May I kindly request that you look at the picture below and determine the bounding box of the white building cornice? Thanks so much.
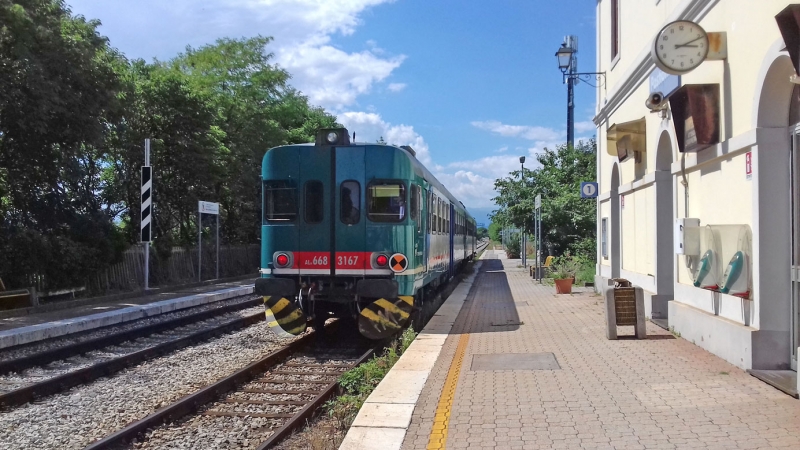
[594,0,720,127]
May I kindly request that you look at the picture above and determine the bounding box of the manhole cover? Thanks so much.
[470,352,560,371]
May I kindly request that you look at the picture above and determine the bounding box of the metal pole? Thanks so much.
[144,139,150,291]
[567,65,575,149]
[520,161,526,267]
[198,213,202,282]
[537,208,542,283]
[216,213,219,279]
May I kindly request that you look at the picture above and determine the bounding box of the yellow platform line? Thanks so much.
[427,332,470,450]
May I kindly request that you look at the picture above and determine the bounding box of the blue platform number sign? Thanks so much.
[580,182,598,199]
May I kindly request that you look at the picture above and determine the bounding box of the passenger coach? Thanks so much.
[256,128,477,339]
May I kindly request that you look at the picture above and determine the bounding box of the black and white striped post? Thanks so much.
[141,139,152,290]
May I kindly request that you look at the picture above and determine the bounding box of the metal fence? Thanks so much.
[85,244,259,295]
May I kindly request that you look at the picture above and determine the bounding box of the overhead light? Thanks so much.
[326,131,338,144]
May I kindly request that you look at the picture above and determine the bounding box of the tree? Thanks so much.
[477,227,489,240]
[490,139,596,259]
[0,0,124,289]
[488,222,502,242]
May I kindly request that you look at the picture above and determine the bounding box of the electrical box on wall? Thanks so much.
[675,218,700,255]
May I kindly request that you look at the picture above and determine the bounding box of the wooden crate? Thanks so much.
[614,287,637,326]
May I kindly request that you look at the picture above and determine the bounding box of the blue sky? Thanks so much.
[67,0,598,227]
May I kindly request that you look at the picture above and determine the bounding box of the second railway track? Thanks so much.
[0,296,264,408]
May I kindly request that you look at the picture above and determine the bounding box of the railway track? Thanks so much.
[85,324,374,449]
[0,296,264,409]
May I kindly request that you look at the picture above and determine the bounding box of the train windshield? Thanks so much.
[263,180,297,223]
[367,181,406,223]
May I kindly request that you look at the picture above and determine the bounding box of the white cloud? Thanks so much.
[278,44,404,109]
[338,112,432,166]
[471,120,562,141]
[69,0,404,110]
[495,146,508,153]
[575,120,597,133]
[387,83,407,92]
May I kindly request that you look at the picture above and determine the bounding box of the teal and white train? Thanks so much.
[255,128,477,339]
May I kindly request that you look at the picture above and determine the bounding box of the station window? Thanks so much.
[367,181,406,223]
[340,180,360,225]
[304,181,324,224]
[263,180,296,223]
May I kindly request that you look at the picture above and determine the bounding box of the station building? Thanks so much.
[593,0,800,377]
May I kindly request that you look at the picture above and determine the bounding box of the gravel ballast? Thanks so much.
[0,319,296,449]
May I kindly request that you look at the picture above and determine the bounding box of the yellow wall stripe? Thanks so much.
[427,333,470,450]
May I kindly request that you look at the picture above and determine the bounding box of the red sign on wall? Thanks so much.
[745,151,752,179]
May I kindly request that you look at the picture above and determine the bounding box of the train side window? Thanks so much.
[410,184,418,222]
[304,181,324,224]
[340,180,360,225]
[426,190,432,232]
[263,180,297,223]
[367,181,406,223]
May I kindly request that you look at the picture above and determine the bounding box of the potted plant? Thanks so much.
[550,255,580,294]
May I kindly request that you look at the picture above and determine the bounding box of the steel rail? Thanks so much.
[83,330,316,450]
[255,346,376,449]
[0,297,261,375]
[0,311,265,408]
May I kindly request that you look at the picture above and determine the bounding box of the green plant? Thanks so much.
[549,253,581,280]
[325,327,417,431]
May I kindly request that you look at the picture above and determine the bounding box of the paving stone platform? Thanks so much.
[344,249,800,449]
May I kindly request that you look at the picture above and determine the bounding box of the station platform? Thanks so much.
[0,278,255,349]
[341,250,800,450]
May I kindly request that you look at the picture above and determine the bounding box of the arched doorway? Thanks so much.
[610,163,621,278]
[652,131,674,324]
[754,52,794,370]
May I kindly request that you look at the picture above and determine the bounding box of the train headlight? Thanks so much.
[275,253,291,268]
[326,131,338,144]
[376,254,388,267]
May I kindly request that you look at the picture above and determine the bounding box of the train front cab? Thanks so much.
[257,129,426,339]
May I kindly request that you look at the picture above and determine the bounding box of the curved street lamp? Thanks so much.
[554,36,605,148]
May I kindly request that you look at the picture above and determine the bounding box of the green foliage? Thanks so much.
[0,0,124,290]
[488,222,502,242]
[490,140,597,258]
[549,253,582,280]
[504,231,521,258]
[477,227,489,239]
[0,2,340,291]
[326,327,416,430]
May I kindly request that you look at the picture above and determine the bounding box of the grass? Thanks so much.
[322,327,417,434]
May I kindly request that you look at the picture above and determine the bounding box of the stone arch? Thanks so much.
[652,131,675,320]
[751,44,794,368]
[754,40,794,128]
[610,163,621,278]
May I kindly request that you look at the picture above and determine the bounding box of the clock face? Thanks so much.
[652,20,709,75]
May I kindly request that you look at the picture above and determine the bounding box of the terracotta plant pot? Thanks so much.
[554,278,573,294]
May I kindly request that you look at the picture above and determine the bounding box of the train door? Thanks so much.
[422,187,429,273]
[298,146,332,274]
[261,147,301,272]
[335,146,366,276]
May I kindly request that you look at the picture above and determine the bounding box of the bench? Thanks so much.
[530,255,556,278]
[0,278,38,310]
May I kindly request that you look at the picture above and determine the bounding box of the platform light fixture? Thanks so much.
[554,36,605,148]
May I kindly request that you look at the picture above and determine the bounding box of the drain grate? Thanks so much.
[470,352,560,371]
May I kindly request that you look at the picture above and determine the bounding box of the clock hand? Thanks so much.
[675,36,704,49]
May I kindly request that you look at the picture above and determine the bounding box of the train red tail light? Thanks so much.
[275,253,290,267]
[376,254,388,266]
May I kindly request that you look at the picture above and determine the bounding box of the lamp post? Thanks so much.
[555,36,605,149]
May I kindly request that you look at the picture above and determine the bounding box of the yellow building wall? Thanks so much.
[620,186,655,276]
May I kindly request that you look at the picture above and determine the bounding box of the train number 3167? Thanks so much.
[337,255,358,266]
